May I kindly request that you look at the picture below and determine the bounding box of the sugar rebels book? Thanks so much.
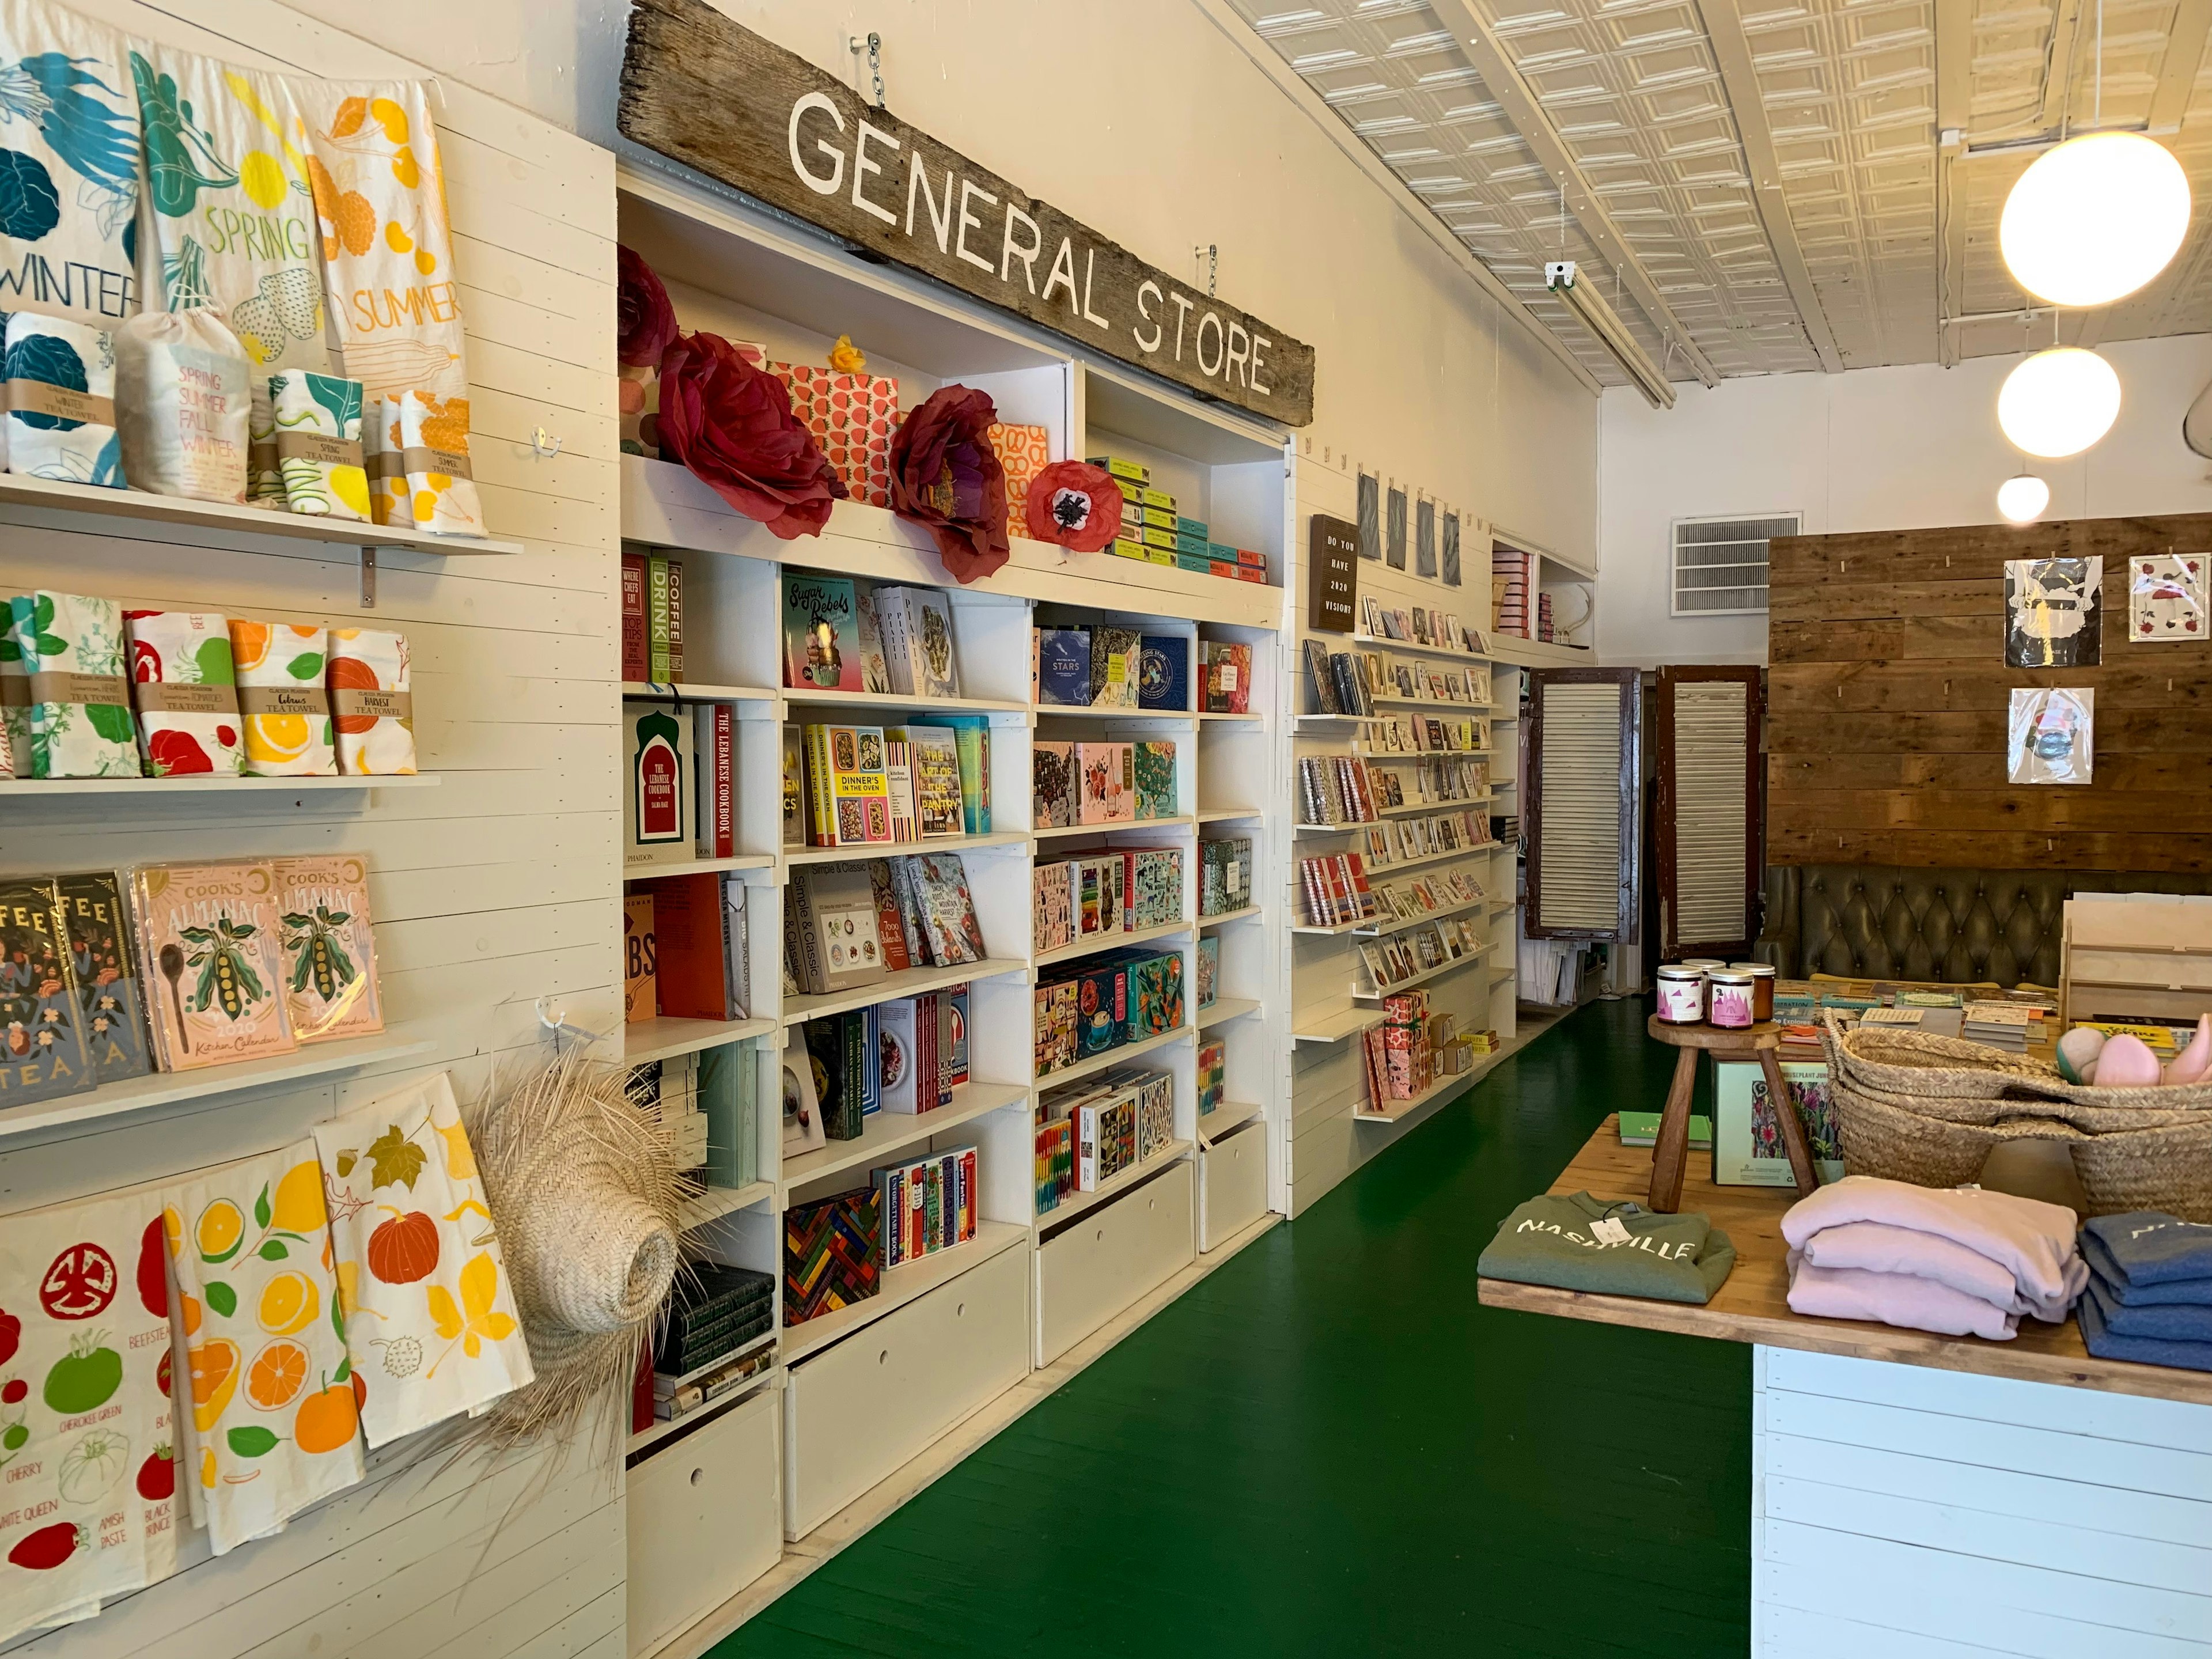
[782,573,863,691]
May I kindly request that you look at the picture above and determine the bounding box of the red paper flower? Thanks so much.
[657,331,845,540]
[616,245,679,370]
[889,385,1009,583]
[1025,461,1121,553]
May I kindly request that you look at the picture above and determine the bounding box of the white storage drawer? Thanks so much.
[784,1236,1031,1539]
[1036,1160,1195,1365]
[626,1385,783,1657]
[1200,1120,1268,1250]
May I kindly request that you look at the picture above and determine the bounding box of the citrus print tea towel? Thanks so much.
[270,854,380,1042]
[396,387,480,536]
[314,1073,533,1448]
[13,591,138,778]
[0,1180,180,1643]
[328,626,414,774]
[266,369,366,520]
[130,861,297,1071]
[0,0,144,332]
[4,313,122,487]
[229,619,333,776]
[129,47,327,373]
[164,1141,362,1554]
[123,609,241,777]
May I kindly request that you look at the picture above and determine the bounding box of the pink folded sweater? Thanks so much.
[1800,1220,2084,1323]
[1781,1175,2081,1307]
[1787,1254,2021,1341]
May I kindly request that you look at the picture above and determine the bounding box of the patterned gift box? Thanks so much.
[1034,979,1078,1077]
[783,1185,883,1324]
[988,422,1051,535]
[772,363,899,508]
[1125,951,1184,1039]
[1132,1070,1173,1161]
[1134,738,1177,820]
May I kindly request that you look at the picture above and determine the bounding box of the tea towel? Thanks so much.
[395,387,481,536]
[313,1073,533,1449]
[328,626,414,774]
[363,395,406,525]
[13,591,138,777]
[164,1140,362,1553]
[267,369,368,520]
[0,0,144,332]
[229,619,334,776]
[113,309,250,503]
[0,597,26,777]
[4,313,122,487]
[245,381,282,506]
[0,1179,180,1643]
[123,609,242,777]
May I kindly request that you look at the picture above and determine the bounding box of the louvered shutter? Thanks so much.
[1655,666,1763,958]
[1527,669,1639,941]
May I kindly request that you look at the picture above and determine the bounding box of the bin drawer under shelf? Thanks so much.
[1200,1120,1268,1251]
[626,1385,782,1657]
[1036,1159,1195,1365]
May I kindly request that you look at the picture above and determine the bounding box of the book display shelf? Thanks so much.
[609,164,1289,1654]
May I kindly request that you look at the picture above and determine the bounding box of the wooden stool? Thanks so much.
[1645,1014,1819,1213]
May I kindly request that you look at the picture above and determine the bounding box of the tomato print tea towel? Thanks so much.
[13,592,138,778]
[314,1073,532,1449]
[123,609,242,777]
[328,626,414,774]
[4,313,123,488]
[164,1141,361,1554]
[270,854,381,1042]
[0,1181,179,1643]
[267,370,368,521]
[0,0,144,334]
[396,388,482,536]
[229,619,334,776]
[129,861,296,1071]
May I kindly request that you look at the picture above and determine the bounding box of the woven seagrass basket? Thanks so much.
[1819,1017,2212,1221]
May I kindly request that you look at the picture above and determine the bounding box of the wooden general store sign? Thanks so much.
[618,0,1317,426]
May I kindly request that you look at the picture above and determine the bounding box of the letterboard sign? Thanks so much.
[1309,514,1359,633]
[619,0,1316,427]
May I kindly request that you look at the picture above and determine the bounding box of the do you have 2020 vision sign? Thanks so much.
[619,0,1316,427]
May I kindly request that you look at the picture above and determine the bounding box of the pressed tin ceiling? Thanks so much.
[1225,0,2212,385]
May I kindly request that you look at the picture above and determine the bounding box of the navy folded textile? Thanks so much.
[2086,1274,2212,1343]
[2078,1282,2212,1373]
[2081,1212,2212,1286]
[2081,1231,2212,1306]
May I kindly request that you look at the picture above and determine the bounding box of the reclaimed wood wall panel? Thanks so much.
[1768,514,2212,871]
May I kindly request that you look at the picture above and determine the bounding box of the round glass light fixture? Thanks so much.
[2000,131,2191,308]
[1997,347,2121,458]
[1997,472,2051,524]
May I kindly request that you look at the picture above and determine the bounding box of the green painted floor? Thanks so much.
[715,1000,1751,1658]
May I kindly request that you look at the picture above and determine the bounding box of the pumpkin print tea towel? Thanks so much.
[267,369,368,521]
[313,1073,533,1449]
[271,854,381,1042]
[3,313,122,488]
[229,619,333,776]
[123,609,241,777]
[0,1180,180,1643]
[130,861,296,1071]
[328,626,414,775]
[13,591,138,778]
[0,0,144,334]
[164,1141,360,1554]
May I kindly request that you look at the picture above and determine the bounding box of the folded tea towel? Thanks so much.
[1478,1192,1735,1305]
[2079,1282,2212,1373]
[2081,1212,2212,1286]
[1781,1176,2081,1310]
[2084,1274,2212,1343]
[1786,1252,2020,1340]
[5,313,122,487]
[2081,1230,2212,1307]
[1799,1219,2080,1322]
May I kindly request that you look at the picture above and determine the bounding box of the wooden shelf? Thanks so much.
[1199,904,1262,928]
[1354,940,1499,1001]
[626,853,776,880]
[1192,709,1263,723]
[1345,632,1488,663]
[1033,704,1195,721]
[782,959,1025,1027]
[783,831,1028,866]
[1036,1022,1194,1087]
[1368,695,1486,713]
[1034,815,1194,841]
[0,774,438,796]
[1294,820,1378,837]
[0,471,522,555]
[626,1349,779,1459]
[1196,806,1263,823]
[0,1032,436,1145]
[1198,1099,1264,1144]
[675,1180,775,1232]
[1035,1140,1194,1230]
[1035,917,1194,971]
[1353,1066,1474,1123]
[1363,842,1501,877]
[1357,895,1488,938]
[1198,996,1260,1029]
[784,687,1032,717]
[1291,915,1369,937]
[1291,1006,1374,1046]
[780,1080,1030,1194]
[623,681,778,703]
[1374,796,1487,819]
[783,1221,1030,1365]
[624,1016,775,1067]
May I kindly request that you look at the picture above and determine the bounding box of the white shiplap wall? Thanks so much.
[0,2,620,1654]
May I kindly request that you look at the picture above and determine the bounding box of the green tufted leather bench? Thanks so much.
[1756,866,2212,988]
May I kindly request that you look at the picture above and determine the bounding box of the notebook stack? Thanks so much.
[1491,544,1529,637]
[653,1261,775,1419]
[1962,1001,2035,1052]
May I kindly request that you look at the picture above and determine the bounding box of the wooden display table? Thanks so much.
[1645,1014,1817,1211]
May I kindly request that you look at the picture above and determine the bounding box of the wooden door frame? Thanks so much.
[1653,665,1765,960]
[1526,666,1641,942]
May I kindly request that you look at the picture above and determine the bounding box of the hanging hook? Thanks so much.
[536,997,608,1053]
[530,426,562,460]
[849,33,886,108]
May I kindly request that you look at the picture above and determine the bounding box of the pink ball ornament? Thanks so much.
[2091,1032,2163,1088]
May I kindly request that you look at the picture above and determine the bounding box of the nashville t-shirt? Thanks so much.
[1478,1191,1736,1305]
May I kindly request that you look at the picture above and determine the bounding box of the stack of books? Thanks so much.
[652,1262,775,1421]
[1491,545,1529,637]
[1962,1001,2036,1052]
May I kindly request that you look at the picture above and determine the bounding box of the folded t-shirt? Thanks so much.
[2078,1283,2212,1373]
[2080,1230,2212,1306]
[1478,1192,1736,1305]
[1787,1255,2020,1340]
[2081,1213,2212,1286]
[2084,1274,2212,1343]
[1800,1219,2078,1321]
[1781,1176,2081,1306]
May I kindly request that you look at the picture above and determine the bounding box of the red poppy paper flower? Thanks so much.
[616,245,679,370]
[1025,462,1121,552]
[657,331,846,540]
[889,385,1009,583]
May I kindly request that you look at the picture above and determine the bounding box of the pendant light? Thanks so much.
[1999,0,2191,307]
[1998,346,2120,458]
[1997,472,2051,524]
